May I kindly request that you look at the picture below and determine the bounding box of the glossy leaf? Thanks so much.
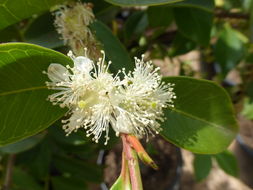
[24,13,63,49]
[90,21,134,73]
[52,177,88,190]
[104,0,183,6]
[160,77,238,154]
[53,155,102,183]
[0,25,20,42]
[49,125,89,146]
[124,11,148,41]
[245,79,253,102]
[0,133,45,154]
[250,2,253,42]
[19,139,52,179]
[214,24,247,75]
[174,7,213,46]
[214,150,239,177]
[93,0,120,24]
[193,154,212,181]
[0,43,71,146]
[174,0,215,12]
[12,168,43,190]
[242,98,253,120]
[0,0,67,30]
[147,6,173,27]
[168,32,196,57]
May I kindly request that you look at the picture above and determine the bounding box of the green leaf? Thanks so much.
[242,98,253,120]
[160,77,238,154]
[24,13,63,49]
[96,6,120,24]
[104,0,183,6]
[147,6,173,27]
[174,7,213,46]
[193,154,212,181]
[52,176,88,190]
[90,0,112,14]
[0,25,20,42]
[49,125,89,146]
[90,21,134,73]
[0,43,71,146]
[173,0,215,12]
[21,139,52,179]
[245,81,253,102]
[0,133,45,154]
[214,150,239,177]
[92,0,120,23]
[53,155,102,183]
[124,11,148,41]
[0,0,67,30]
[168,32,196,57]
[214,24,247,75]
[250,1,253,42]
[12,168,43,190]
[220,0,244,10]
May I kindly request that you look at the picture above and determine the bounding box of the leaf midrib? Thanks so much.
[0,86,47,96]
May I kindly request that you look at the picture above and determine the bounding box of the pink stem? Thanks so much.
[121,134,143,190]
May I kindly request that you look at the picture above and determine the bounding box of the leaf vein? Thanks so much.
[0,86,47,96]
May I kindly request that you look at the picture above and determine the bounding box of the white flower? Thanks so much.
[46,50,122,144]
[46,51,176,145]
[114,55,176,140]
[54,2,100,58]
[46,50,94,107]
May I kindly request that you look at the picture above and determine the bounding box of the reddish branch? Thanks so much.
[121,134,143,190]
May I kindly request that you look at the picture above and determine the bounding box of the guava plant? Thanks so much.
[0,0,243,189]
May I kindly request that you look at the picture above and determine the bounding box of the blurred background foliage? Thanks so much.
[0,0,253,189]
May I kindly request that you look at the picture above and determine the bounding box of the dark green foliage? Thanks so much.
[214,150,239,177]
[161,77,238,154]
[193,154,212,181]
[0,0,250,188]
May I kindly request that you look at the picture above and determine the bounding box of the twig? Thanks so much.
[3,154,16,190]
[215,10,249,20]
[121,134,143,190]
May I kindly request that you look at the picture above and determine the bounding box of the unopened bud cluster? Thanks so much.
[54,2,100,58]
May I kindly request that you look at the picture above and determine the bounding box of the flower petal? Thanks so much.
[47,63,70,82]
[74,56,93,73]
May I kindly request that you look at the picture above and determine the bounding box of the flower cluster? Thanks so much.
[54,2,100,58]
[46,50,176,145]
